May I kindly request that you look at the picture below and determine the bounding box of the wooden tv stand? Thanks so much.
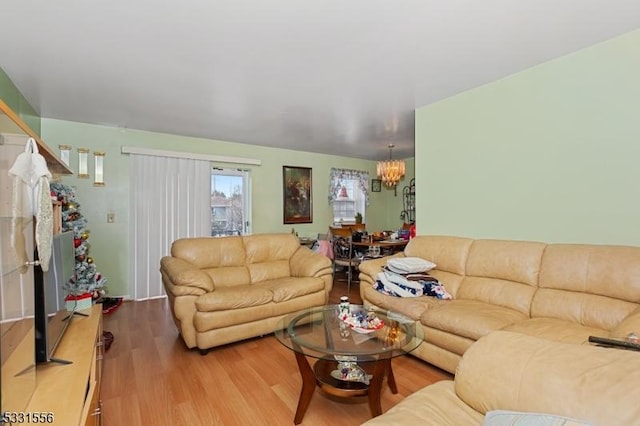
[26,305,103,425]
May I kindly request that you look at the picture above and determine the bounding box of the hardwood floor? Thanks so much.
[101,272,452,426]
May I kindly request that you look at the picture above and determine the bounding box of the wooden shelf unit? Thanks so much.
[26,305,103,425]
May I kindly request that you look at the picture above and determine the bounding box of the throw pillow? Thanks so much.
[386,257,436,274]
[483,410,590,426]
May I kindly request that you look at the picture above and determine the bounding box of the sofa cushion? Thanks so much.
[455,331,640,425]
[404,235,473,276]
[502,317,608,344]
[260,277,326,303]
[248,260,291,283]
[422,300,527,341]
[195,285,272,311]
[539,244,640,303]
[423,326,476,356]
[466,239,545,287]
[458,277,537,315]
[193,304,275,331]
[204,266,251,287]
[361,381,485,426]
[535,244,640,330]
[171,236,246,269]
[531,289,638,331]
[429,270,466,298]
[458,239,545,315]
[244,234,298,279]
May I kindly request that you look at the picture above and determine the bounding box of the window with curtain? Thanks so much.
[130,154,211,300]
[328,168,370,224]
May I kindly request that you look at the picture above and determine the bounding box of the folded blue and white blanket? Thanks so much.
[373,270,452,299]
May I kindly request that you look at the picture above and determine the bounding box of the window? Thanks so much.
[329,169,370,224]
[211,168,251,236]
[332,180,365,223]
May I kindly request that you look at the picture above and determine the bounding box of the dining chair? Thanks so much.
[330,227,361,295]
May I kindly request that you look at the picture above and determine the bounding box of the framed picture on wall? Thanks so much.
[283,165,313,224]
[371,179,382,192]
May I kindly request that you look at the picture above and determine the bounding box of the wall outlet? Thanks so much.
[107,212,115,223]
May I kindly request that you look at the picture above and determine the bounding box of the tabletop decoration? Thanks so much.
[331,363,371,384]
[340,308,384,333]
[332,356,372,384]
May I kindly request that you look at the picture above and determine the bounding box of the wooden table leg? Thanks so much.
[293,351,316,424]
[366,357,391,417]
[386,359,398,394]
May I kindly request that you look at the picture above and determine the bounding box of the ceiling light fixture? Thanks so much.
[377,144,405,187]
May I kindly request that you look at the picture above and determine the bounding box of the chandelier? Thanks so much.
[377,144,405,187]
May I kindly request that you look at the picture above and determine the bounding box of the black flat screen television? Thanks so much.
[34,231,76,364]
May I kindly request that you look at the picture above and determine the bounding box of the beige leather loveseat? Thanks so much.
[362,330,640,426]
[359,235,640,373]
[160,233,333,353]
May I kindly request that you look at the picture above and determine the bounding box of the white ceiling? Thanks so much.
[1,1,639,161]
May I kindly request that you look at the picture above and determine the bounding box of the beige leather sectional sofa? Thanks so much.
[160,233,333,353]
[359,235,640,374]
[362,330,640,426]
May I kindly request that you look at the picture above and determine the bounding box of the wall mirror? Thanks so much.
[0,100,71,416]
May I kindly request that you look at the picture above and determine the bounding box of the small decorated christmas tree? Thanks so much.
[50,183,107,307]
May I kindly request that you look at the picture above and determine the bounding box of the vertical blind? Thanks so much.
[129,155,211,300]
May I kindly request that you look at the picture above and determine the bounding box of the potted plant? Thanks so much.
[355,212,363,224]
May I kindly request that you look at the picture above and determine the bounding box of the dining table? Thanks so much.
[352,238,409,257]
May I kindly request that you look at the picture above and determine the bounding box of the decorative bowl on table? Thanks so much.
[349,323,384,334]
[341,310,384,334]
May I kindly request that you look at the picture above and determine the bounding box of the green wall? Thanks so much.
[415,29,640,246]
[0,68,41,135]
[40,119,413,297]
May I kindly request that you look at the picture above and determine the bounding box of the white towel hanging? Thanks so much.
[8,137,54,272]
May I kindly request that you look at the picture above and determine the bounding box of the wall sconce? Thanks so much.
[78,148,89,178]
[59,145,71,166]
[93,151,105,186]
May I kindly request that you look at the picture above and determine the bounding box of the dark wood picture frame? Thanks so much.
[371,179,382,192]
[283,166,313,224]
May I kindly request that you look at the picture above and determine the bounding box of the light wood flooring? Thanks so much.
[101,272,452,426]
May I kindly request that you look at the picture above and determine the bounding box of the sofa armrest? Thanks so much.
[455,331,640,425]
[289,247,333,278]
[160,256,214,294]
[609,305,640,339]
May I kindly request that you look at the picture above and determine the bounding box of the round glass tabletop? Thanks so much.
[274,304,423,361]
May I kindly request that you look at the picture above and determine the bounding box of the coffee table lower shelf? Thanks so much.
[292,352,397,424]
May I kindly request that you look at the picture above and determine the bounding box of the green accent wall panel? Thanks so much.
[415,29,640,245]
[0,67,41,135]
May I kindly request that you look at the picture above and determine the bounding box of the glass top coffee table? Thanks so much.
[274,304,423,424]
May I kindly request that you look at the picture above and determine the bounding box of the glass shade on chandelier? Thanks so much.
[377,144,405,187]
